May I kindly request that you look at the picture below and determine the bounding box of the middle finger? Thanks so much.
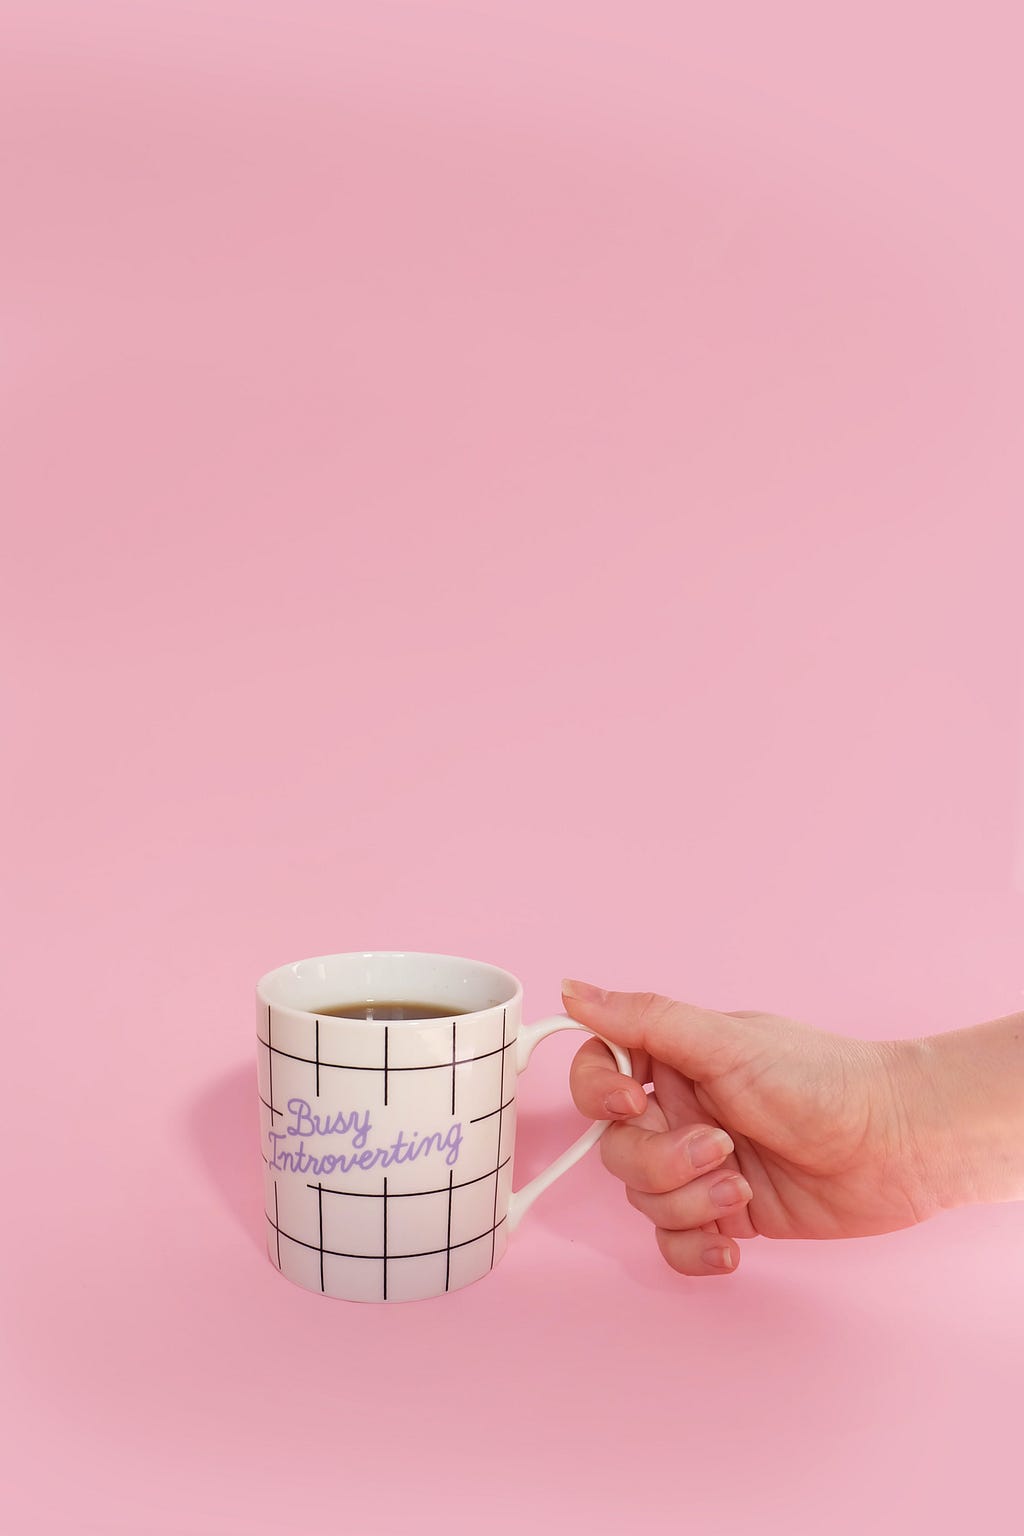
[601,1119,735,1193]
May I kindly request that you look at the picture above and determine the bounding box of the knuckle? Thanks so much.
[655,1227,689,1274]
[570,1038,604,1079]
[637,1131,674,1191]
[602,1125,675,1193]
[599,1124,626,1174]
[635,991,670,1026]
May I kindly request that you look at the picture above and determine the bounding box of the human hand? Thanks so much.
[564,978,937,1277]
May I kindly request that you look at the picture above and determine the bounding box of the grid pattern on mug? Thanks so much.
[258,1006,516,1299]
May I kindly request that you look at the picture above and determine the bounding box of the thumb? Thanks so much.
[561,978,747,1081]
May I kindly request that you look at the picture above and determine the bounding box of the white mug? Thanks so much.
[255,951,631,1303]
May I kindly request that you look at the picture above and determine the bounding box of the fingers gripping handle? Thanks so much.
[505,1016,633,1233]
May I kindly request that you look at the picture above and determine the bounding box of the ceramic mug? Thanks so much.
[256,950,631,1303]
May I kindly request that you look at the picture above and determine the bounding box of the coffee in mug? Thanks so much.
[310,1001,472,1022]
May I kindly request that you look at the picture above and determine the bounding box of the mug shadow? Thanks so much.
[185,1060,266,1250]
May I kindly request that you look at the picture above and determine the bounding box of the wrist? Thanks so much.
[884,1036,970,1215]
[886,1019,1024,1212]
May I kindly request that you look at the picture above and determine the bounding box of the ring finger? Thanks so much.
[627,1170,757,1236]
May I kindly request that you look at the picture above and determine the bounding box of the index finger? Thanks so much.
[569,1035,650,1120]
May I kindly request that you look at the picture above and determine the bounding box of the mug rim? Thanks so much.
[256,949,524,1023]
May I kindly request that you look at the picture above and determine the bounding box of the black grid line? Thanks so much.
[383,1026,389,1106]
[445,1169,454,1292]
[273,1180,281,1269]
[451,1022,457,1115]
[317,1182,325,1293]
[264,1006,281,1121]
[264,1207,507,1264]
[490,1008,507,1270]
[470,1095,515,1125]
[315,1016,320,1098]
[307,1155,512,1200]
[255,1036,517,1073]
[382,1176,388,1300]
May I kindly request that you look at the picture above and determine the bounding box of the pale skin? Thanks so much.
[563,978,1024,1277]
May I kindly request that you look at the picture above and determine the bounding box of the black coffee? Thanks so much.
[310,1000,472,1022]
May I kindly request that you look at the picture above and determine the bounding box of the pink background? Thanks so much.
[3,3,1023,1532]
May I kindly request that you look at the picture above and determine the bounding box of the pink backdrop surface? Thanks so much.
[3,3,1023,1533]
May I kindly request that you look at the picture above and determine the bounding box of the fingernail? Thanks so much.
[562,978,607,1002]
[604,1088,641,1117]
[686,1129,734,1169]
[702,1246,735,1270]
[710,1175,753,1209]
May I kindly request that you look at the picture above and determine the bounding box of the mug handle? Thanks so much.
[506,1016,633,1233]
